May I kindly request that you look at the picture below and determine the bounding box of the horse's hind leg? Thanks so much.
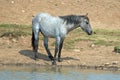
[44,37,53,60]
[32,26,39,60]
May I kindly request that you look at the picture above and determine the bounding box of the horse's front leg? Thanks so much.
[52,37,61,65]
[58,38,64,62]
[44,37,53,60]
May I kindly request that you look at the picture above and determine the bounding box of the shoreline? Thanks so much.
[0,62,120,71]
[0,37,120,72]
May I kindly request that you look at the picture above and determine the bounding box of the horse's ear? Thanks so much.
[86,13,88,16]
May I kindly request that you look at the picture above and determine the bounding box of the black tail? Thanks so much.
[31,31,35,50]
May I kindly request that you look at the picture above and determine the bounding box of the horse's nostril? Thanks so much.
[87,31,92,35]
[91,31,93,34]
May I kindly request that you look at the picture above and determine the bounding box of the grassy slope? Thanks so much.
[0,24,31,39]
[0,24,120,49]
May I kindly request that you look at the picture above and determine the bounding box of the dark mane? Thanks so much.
[59,15,80,25]
[59,15,89,25]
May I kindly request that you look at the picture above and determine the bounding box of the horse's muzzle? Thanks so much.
[87,31,92,35]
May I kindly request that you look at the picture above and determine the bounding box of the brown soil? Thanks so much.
[0,0,120,29]
[0,0,120,69]
[0,36,120,70]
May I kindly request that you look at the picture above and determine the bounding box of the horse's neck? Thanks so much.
[59,15,80,33]
[66,23,79,33]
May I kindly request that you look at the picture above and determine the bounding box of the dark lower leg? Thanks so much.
[52,47,58,65]
[58,52,62,62]
[58,40,64,62]
[44,37,53,60]
[44,44,53,60]
[32,25,39,60]
[52,37,61,65]
[34,39,39,60]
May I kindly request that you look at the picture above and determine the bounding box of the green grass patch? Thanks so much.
[114,46,120,53]
[0,24,120,48]
[0,23,31,39]
[64,28,120,49]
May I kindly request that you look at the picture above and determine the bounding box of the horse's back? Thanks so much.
[32,13,50,22]
[32,13,64,37]
[34,13,63,27]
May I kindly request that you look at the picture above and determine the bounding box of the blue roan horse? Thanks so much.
[32,13,92,65]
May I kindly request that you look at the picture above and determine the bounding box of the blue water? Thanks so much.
[0,66,120,80]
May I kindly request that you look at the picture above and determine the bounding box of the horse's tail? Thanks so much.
[31,22,39,51]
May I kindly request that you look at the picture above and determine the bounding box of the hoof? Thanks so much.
[58,58,62,62]
[49,56,54,60]
[34,55,38,60]
[52,60,56,65]
[33,57,37,60]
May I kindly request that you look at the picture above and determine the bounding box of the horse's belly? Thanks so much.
[45,32,56,38]
[41,27,66,38]
[41,29,56,38]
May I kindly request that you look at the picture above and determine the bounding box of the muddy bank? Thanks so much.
[0,62,120,71]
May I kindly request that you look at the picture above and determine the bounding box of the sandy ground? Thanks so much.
[0,37,120,70]
[0,0,120,29]
[0,0,120,70]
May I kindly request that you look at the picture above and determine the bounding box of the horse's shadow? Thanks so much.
[19,50,79,61]
[19,50,50,61]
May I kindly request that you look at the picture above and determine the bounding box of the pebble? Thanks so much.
[30,0,33,2]
[49,1,53,3]
[11,1,14,4]
[90,43,95,47]
[73,49,80,52]
[104,63,110,66]
[12,38,17,43]
[61,2,65,5]
[112,61,118,65]
[67,61,71,64]
[22,10,25,13]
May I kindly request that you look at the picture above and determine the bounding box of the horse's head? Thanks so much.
[78,14,92,35]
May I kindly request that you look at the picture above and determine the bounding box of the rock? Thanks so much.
[73,49,80,52]
[90,43,95,47]
[30,0,33,2]
[112,61,118,65]
[61,2,65,5]
[22,10,25,13]
[11,1,14,4]
[77,0,80,2]
[104,63,110,67]
[12,38,17,43]
[67,61,71,64]
[49,1,53,3]
[82,62,86,65]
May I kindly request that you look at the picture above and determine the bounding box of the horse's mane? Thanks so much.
[59,15,89,25]
[59,15,80,25]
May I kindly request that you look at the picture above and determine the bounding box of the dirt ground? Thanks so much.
[0,0,120,69]
[0,36,120,70]
[0,0,120,29]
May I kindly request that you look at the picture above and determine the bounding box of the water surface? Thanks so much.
[0,66,120,80]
